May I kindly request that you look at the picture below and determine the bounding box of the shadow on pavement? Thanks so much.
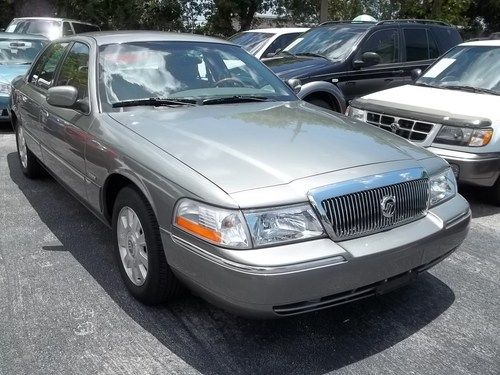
[0,121,13,134]
[459,185,500,218]
[8,152,456,374]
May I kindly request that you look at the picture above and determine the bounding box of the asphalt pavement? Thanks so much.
[0,123,499,375]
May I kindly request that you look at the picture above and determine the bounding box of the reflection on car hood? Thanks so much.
[263,55,335,80]
[0,64,29,84]
[108,101,433,193]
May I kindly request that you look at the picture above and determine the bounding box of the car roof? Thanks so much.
[460,40,500,47]
[0,31,48,40]
[11,17,96,25]
[241,28,309,34]
[65,30,231,46]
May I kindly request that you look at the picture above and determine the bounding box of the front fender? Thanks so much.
[297,81,347,113]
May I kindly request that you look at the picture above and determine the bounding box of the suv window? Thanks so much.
[427,30,439,59]
[72,23,100,34]
[30,42,69,90]
[359,29,399,64]
[63,22,74,36]
[404,28,428,61]
[263,33,301,58]
[56,42,90,106]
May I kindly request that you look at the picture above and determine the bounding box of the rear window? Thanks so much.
[404,28,441,61]
[72,23,100,34]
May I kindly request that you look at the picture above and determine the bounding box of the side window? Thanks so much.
[63,22,74,36]
[427,30,439,59]
[263,33,300,58]
[56,42,90,107]
[359,29,399,64]
[29,42,69,90]
[72,23,100,34]
[404,28,429,61]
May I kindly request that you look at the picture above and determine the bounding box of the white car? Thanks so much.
[228,28,308,59]
[347,40,500,204]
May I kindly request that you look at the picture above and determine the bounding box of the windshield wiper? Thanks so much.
[413,82,437,88]
[294,52,329,60]
[112,97,197,108]
[441,85,499,96]
[202,95,275,105]
[277,50,295,57]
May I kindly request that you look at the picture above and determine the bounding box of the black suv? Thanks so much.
[264,19,462,112]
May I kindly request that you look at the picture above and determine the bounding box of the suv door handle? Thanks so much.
[392,70,404,75]
[41,109,49,123]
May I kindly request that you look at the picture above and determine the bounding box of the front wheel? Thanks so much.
[15,122,43,178]
[112,186,182,304]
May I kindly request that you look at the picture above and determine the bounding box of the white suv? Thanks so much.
[348,40,500,204]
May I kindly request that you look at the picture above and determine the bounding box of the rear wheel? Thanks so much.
[112,186,182,304]
[15,122,43,178]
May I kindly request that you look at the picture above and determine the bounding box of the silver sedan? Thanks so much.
[10,31,471,318]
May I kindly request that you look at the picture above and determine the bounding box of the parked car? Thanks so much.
[5,17,100,40]
[0,32,48,121]
[264,19,462,112]
[228,28,308,59]
[10,31,470,317]
[347,40,500,204]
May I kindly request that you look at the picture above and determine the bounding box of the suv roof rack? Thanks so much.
[319,20,377,26]
[376,19,450,26]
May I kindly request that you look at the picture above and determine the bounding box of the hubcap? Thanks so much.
[117,206,148,286]
[17,125,28,169]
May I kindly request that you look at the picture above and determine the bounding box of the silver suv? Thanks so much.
[5,17,100,40]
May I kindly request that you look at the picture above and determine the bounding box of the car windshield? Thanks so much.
[284,25,367,61]
[0,38,47,64]
[98,41,296,111]
[417,45,500,95]
[228,32,273,55]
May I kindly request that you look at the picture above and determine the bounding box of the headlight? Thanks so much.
[0,82,11,95]
[244,204,325,247]
[434,125,493,147]
[346,106,366,121]
[429,168,457,207]
[174,199,250,249]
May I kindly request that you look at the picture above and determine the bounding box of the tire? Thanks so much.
[307,97,336,111]
[15,121,44,178]
[112,186,182,304]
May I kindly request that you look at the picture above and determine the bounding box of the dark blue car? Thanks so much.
[0,32,48,121]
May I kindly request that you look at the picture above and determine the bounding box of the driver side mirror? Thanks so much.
[287,78,302,94]
[411,68,422,81]
[353,52,381,69]
[46,86,78,108]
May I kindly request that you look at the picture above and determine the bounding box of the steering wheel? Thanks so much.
[214,77,245,88]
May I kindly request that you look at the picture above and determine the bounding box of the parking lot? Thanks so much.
[0,123,498,375]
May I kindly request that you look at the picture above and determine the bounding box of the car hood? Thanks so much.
[0,64,29,84]
[359,84,500,124]
[108,101,432,194]
[263,55,335,80]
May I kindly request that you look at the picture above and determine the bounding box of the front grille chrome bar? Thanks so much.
[308,168,429,241]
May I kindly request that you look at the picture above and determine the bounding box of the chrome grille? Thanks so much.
[320,178,429,240]
[366,112,434,142]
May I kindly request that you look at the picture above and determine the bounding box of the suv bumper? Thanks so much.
[162,194,470,318]
[428,146,500,187]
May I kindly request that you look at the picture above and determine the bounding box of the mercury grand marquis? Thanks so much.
[10,32,471,317]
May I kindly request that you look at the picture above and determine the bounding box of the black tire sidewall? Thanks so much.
[111,186,169,303]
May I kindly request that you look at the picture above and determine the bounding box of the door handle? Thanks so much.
[384,78,394,82]
[41,109,49,123]
[392,70,404,75]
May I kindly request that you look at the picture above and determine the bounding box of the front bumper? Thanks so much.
[428,146,500,187]
[162,194,470,318]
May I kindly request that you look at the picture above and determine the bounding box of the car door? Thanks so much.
[40,41,92,200]
[399,28,440,85]
[338,28,403,101]
[17,42,69,160]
